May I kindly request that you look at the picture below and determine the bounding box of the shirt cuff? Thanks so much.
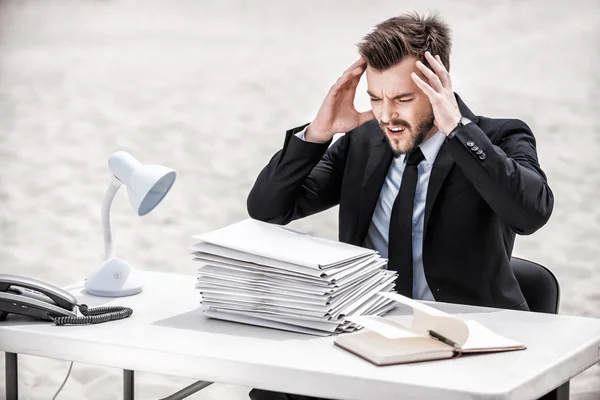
[295,126,309,141]
[447,119,472,140]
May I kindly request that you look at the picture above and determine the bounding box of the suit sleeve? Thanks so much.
[246,124,350,225]
[445,120,554,235]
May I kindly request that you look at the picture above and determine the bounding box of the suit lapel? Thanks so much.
[423,93,477,237]
[356,139,393,245]
[354,92,477,243]
[423,143,454,237]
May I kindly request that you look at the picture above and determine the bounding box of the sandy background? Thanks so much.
[0,0,599,398]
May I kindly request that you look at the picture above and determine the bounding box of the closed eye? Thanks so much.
[369,98,413,103]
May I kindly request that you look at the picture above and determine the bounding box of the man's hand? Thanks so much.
[305,57,375,143]
[411,51,462,136]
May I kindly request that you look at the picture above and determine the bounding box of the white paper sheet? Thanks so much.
[196,284,330,305]
[345,315,423,339]
[377,292,469,347]
[195,277,332,299]
[203,309,332,336]
[190,219,401,336]
[200,292,331,313]
[331,272,397,316]
[321,254,380,276]
[328,258,387,282]
[198,288,331,308]
[206,308,340,332]
[193,218,375,269]
[201,300,331,318]
[192,248,328,279]
[461,320,524,350]
[195,262,330,286]
[329,269,392,306]
[202,302,340,322]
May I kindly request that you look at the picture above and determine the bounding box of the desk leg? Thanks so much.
[540,381,570,400]
[556,381,570,400]
[123,369,134,400]
[159,380,213,400]
[5,352,18,400]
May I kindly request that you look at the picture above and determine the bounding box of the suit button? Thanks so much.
[479,153,487,160]
[466,141,474,147]
[476,149,483,155]
[471,145,479,151]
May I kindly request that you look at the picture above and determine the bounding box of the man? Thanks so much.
[246,11,554,400]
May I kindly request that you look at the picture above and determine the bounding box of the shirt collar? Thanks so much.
[420,130,446,165]
[397,130,446,166]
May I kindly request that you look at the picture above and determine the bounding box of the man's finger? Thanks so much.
[411,72,439,101]
[435,55,452,89]
[332,67,365,107]
[435,55,446,71]
[344,57,366,74]
[348,65,366,87]
[336,65,365,90]
[415,61,443,93]
[424,52,450,89]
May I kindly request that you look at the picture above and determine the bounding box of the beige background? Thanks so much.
[0,0,599,398]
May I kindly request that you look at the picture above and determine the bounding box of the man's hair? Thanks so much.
[357,11,452,72]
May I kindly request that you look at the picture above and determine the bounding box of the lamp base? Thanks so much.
[84,257,143,297]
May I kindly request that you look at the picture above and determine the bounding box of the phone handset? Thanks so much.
[0,274,78,310]
[0,274,133,325]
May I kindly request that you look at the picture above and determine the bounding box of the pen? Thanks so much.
[428,329,459,348]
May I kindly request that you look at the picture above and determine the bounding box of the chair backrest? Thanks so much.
[511,257,560,314]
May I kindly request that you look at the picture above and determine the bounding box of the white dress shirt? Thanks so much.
[296,128,447,300]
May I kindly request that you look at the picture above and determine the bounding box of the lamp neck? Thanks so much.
[108,151,142,185]
[102,177,122,260]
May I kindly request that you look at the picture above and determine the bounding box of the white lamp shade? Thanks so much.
[108,151,176,216]
[128,165,176,216]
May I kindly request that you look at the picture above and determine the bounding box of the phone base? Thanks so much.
[84,257,143,297]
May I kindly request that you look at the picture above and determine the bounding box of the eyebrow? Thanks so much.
[366,91,414,100]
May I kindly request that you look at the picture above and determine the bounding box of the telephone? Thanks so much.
[0,274,133,325]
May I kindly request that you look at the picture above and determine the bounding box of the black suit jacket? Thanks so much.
[246,94,554,311]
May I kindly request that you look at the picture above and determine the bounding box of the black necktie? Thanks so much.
[388,147,425,298]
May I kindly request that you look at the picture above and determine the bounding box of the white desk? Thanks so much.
[1,271,599,400]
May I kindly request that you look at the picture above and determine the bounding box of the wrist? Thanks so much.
[442,115,462,136]
[446,116,472,139]
[305,124,333,144]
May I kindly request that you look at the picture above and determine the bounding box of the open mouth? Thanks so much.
[386,126,406,134]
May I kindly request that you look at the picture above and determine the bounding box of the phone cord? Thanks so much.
[49,304,133,326]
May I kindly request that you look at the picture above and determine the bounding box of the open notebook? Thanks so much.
[334,292,526,366]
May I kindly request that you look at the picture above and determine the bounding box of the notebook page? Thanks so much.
[378,292,469,347]
[345,315,423,339]
[460,320,525,351]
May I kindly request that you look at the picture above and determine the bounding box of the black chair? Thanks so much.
[511,257,567,400]
[511,257,560,314]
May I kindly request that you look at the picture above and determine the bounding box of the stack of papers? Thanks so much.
[190,218,398,336]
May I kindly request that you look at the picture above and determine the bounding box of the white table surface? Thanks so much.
[1,271,599,400]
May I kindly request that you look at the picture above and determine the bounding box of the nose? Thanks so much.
[380,99,398,125]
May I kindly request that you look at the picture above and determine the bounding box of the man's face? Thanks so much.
[366,56,437,155]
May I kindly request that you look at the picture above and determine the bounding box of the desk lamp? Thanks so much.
[84,151,176,297]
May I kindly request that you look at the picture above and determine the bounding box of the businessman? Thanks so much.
[246,11,554,400]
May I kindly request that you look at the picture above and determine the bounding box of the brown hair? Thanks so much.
[357,11,452,72]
